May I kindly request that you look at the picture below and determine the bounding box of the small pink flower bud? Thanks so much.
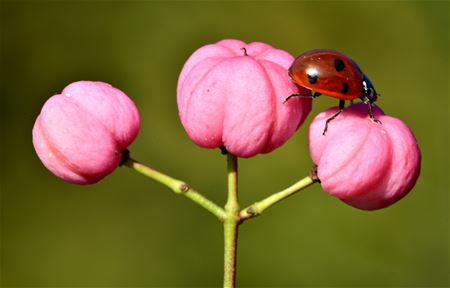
[32,81,140,185]
[177,39,312,158]
[309,103,421,210]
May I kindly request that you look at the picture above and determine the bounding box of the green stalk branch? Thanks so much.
[123,154,226,220]
[240,175,318,221]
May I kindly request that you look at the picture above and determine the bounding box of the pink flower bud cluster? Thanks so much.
[32,39,421,212]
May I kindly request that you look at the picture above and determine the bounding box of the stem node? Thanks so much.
[309,164,321,183]
[179,183,190,193]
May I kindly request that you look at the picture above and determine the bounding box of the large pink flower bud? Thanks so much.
[32,81,140,185]
[309,103,421,210]
[177,39,312,158]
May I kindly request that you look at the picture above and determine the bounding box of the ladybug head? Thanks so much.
[361,73,378,103]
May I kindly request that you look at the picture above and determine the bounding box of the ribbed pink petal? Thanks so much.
[309,103,421,210]
[177,39,312,157]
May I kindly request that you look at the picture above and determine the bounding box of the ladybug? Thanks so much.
[285,49,380,134]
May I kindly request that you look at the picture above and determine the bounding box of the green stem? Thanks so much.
[240,175,317,221]
[223,153,239,288]
[123,155,226,220]
[123,150,318,286]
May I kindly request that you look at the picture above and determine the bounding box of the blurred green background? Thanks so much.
[1,1,448,287]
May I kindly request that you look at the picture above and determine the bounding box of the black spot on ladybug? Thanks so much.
[341,83,349,94]
[307,73,318,84]
[334,58,345,72]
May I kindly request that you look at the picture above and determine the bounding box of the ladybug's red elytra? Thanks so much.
[285,49,380,134]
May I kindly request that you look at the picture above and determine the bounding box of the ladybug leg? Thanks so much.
[284,92,320,103]
[323,100,345,135]
[284,93,313,103]
[367,102,382,125]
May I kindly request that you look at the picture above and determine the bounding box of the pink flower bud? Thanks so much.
[32,81,140,185]
[309,103,421,210]
[177,39,312,158]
